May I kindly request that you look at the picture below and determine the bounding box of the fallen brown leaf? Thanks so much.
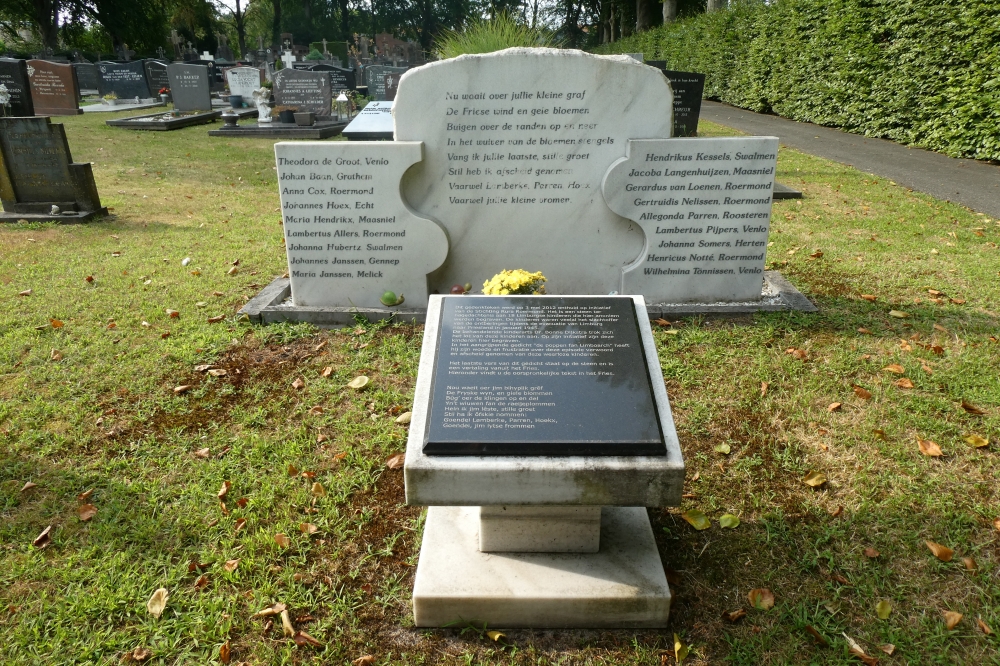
[311,482,326,496]
[961,400,985,415]
[77,488,93,502]
[20,481,37,492]
[224,559,240,572]
[760,381,769,397]
[308,405,324,415]
[786,347,808,361]
[50,349,63,361]
[829,505,843,517]
[131,647,151,661]
[18,289,31,296]
[193,574,209,590]
[293,631,323,647]
[280,609,295,637]
[883,364,905,374]
[857,327,872,334]
[386,453,405,470]
[274,533,291,548]
[316,433,328,443]
[251,602,287,618]
[722,608,747,622]
[219,640,231,664]
[894,378,914,389]
[977,617,993,635]
[299,523,318,535]
[32,525,52,548]
[50,319,64,328]
[926,540,954,562]
[962,556,977,571]
[853,385,872,400]
[828,402,842,412]
[194,448,210,458]
[291,377,305,390]
[147,588,168,618]
[395,411,412,424]
[321,366,333,378]
[803,470,827,487]
[352,656,375,666]
[77,504,97,522]
[218,480,231,499]
[879,644,895,656]
[943,611,962,630]
[748,588,775,611]
[207,315,224,324]
[864,547,880,559]
[860,294,877,302]
[653,318,671,327]
[234,518,246,533]
[918,438,943,457]
[805,625,829,646]
[287,464,299,476]
[173,385,193,395]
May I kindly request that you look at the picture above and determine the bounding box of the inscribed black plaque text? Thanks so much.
[424,296,664,456]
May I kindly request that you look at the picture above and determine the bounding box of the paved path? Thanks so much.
[702,101,1000,218]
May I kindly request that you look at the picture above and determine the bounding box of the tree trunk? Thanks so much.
[271,0,282,51]
[32,0,60,49]
[635,0,653,32]
[234,0,248,59]
[662,0,677,23]
[338,0,350,40]
[706,0,726,11]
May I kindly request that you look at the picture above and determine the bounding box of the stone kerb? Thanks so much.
[274,141,448,309]
[393,48,673,297]
[603,137,780,303]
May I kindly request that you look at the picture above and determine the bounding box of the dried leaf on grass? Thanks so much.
[234,518,246,533]
[805,625,829,646]
[50,349,63,361]
[889,310,910,318]
[673,634,689,664]
[681,509,710,531]
[274,533,291,548]
[714,443,731,455]
[962,556,977,571]
[803,470,827,487]
[77,504,97,521]
[386,453,405,469]
[147,588,168,618]
[943,611,962,630]
[224,559,240,572]
[748,588,775,611]
[347,375,369,389]
[977,618,993,635]
[352,657,375,666]
[864,547,880,559]
[828,402,842,412]
[879,644,895,655]
[311,482,326,496]
[876,600,892,619]
[173,385,193,395]
[894,378,915,388]
[883,364,905,374]
[20,481,37,492]
[32,525,52,548]
[722,608,746,622]
[785,347,808,361]
[219,641,231,664]
[486,630,505,641]
[299,523,318,535]
[217,480,231,499]
[853,385,872,400]
[252,602,287,618]
[293,631,323,647]
[291,377,305,390]
[842,634,878,665]
[964,434,989,448]
[925,540,954,562]
[193,574,209,590]
[719,514,740,529]
[131,648,151,661]
[860,294,877,302]
[961,400,986,415]
[395,411,412,424]
[760,381,769,396]
[918,438,943,457]
[280,609,295,637]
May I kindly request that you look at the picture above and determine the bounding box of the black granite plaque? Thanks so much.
[424,296,664,456]
[273,68,331,115]
[144,60,170,94]
[0,59,34,116]
[73,62,100,92]
[96,60,151,98]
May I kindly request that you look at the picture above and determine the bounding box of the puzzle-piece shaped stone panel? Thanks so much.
[274,140,448,309]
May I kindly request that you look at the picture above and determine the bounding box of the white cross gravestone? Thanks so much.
[280,50,296,70]
[273,142,448,308]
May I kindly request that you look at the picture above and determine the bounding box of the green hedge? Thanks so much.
[596,0,1000,161]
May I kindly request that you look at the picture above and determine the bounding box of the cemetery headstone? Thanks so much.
[215,33,235,62]
[167,63,212,112]
[0,59,34,116]
[645,64,706,137]
[602,137,778,302]
[363,65,406,101]
[384,71,401,101]
[274,140,447,306]
[144,60,170,95]
[273,68,331,116]
[26,60,82,115]
[0,116,105,219]
[226,66,263,100]
[303,63,355,93]
[73,62,100,93]
[96,60,151,99]
[341,101,394,140]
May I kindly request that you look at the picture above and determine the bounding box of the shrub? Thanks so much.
[434,12,561,60]
[596,0,1000,161]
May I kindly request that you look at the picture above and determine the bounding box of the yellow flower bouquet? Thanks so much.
[481,269,547,295]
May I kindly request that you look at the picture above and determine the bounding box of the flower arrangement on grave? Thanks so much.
[482,270,547,295]
[0,84,9,117]
[103,92,117,100]
[158,87,170,95]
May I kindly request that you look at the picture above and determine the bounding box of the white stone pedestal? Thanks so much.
[479,505,601,553]
[413,506,671,628]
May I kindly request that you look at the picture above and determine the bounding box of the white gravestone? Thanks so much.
[603,137,779,302]
[274,141,448,308]
[226,66,262,100]
[393,48,673,297]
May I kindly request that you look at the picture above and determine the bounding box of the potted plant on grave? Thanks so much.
[158,87,170,104]
[102,92,118,106]
[273,105,298,123]
[482,269,547,295]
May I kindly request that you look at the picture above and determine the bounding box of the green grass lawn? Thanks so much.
[1,109,998,665]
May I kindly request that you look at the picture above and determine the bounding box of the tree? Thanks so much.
[663,0,677,23]
[635,0,654,31]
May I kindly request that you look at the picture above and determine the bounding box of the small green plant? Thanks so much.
[482,269,546,295]
[102,92,117,100]
[305,48,324,61]
[434,12,561,59]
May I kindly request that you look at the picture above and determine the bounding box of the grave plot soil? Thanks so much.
[1,112,999,665]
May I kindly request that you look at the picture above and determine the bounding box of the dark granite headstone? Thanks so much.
[167,63,212,112]
[96,60,151,98]
[192,60,224,91]
[273,68,331,115]
[423,296,665,456]
[0,59,34,116]
[363,65,406,101]
[27,60,82,115]
[73,62,100,92]
[0,117,104,216]
[384,71,401,101]
[646,63,706,137]
[144,60,170,94]
[305,63,356,92]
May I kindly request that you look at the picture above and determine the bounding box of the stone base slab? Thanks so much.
[0,208,108,224]
[208,120,347,139]
[238,270,816,326]
[479,506,601,553]
[413,506,671,628]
